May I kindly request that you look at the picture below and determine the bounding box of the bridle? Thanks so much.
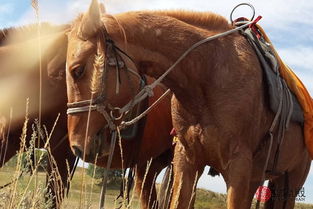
[66,27,148,208]
[66,28,145,131]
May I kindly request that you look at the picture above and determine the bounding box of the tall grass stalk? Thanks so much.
[7,98,29,209]
[32,0,42,197]
[78,91,95,209]
[0,108,13,171]
[147,172,158,208]
[136,159,152,209]
[88,154,99,208]
[187,171,199,209]
[126,166,137,209]
[15,114,60,208]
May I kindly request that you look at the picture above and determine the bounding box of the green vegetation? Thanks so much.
[195,188,227,209]
[0,165,137,209]
[85,164,123,187]
[0,162,312,209]
[194,188,313,209]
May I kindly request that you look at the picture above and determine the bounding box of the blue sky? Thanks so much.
[1,0,313,203]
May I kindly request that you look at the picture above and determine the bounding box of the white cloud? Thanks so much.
[10,0,313,28]
[0,3,14,14]
[278,47,313,71]
[2,0,313,202]
[12,1,88,26]
[276,46,313,94]
[103,0,313,28]
[0,3,15,27]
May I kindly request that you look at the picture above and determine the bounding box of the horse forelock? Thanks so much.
[70,12,130,94]
[91,50,104,94]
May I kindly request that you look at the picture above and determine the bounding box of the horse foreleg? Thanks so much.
[225,154,253,209]
[169,141,204,209]
[135,150,171,209]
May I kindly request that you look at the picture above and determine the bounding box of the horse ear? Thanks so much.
[79,0,102,39]
[99,3,106,14]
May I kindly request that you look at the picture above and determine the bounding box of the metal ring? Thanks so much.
[230,3,255,24]
[110,107,123,120]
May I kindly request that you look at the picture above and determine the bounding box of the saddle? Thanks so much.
[240,24,304,124]
[238,20,313,159]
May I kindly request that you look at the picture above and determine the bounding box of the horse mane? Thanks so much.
[0,22,68,46]
[152,10,231,31]
[72,10,231,41]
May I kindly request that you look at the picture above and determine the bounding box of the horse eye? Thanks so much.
[71,65,85,80]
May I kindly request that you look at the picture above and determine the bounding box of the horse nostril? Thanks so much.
[72,145,83,158]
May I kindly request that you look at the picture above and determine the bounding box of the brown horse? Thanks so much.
[65,1,311,209]
[64,17,174,208]
[1,23,174,208]
[0,24,76,208]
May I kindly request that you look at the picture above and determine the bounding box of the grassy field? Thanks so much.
[0,165,313,209]
[194,187,313,209]
[0,165,140,209]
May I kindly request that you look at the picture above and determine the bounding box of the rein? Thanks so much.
[119,20,255,128]
[67,19,255,131]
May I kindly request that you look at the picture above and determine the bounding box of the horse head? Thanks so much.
[66,0,144,162]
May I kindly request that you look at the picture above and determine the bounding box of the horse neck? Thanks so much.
[106,12,231,103]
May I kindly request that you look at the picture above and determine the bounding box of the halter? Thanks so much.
[66,28,145,131]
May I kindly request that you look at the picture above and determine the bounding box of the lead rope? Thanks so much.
[117,4,256,127]
[118,21,254,130]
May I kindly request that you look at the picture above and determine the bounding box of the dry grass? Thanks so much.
[0,165,139,209]
[0,126,311,209]
[1,1,312,209]
[0,98,137,208]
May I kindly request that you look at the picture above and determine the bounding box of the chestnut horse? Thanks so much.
[1,23,174,208]
[65,1,311,209]
[0,24,76,208]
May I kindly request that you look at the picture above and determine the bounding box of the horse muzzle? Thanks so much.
[70,128,111,162]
